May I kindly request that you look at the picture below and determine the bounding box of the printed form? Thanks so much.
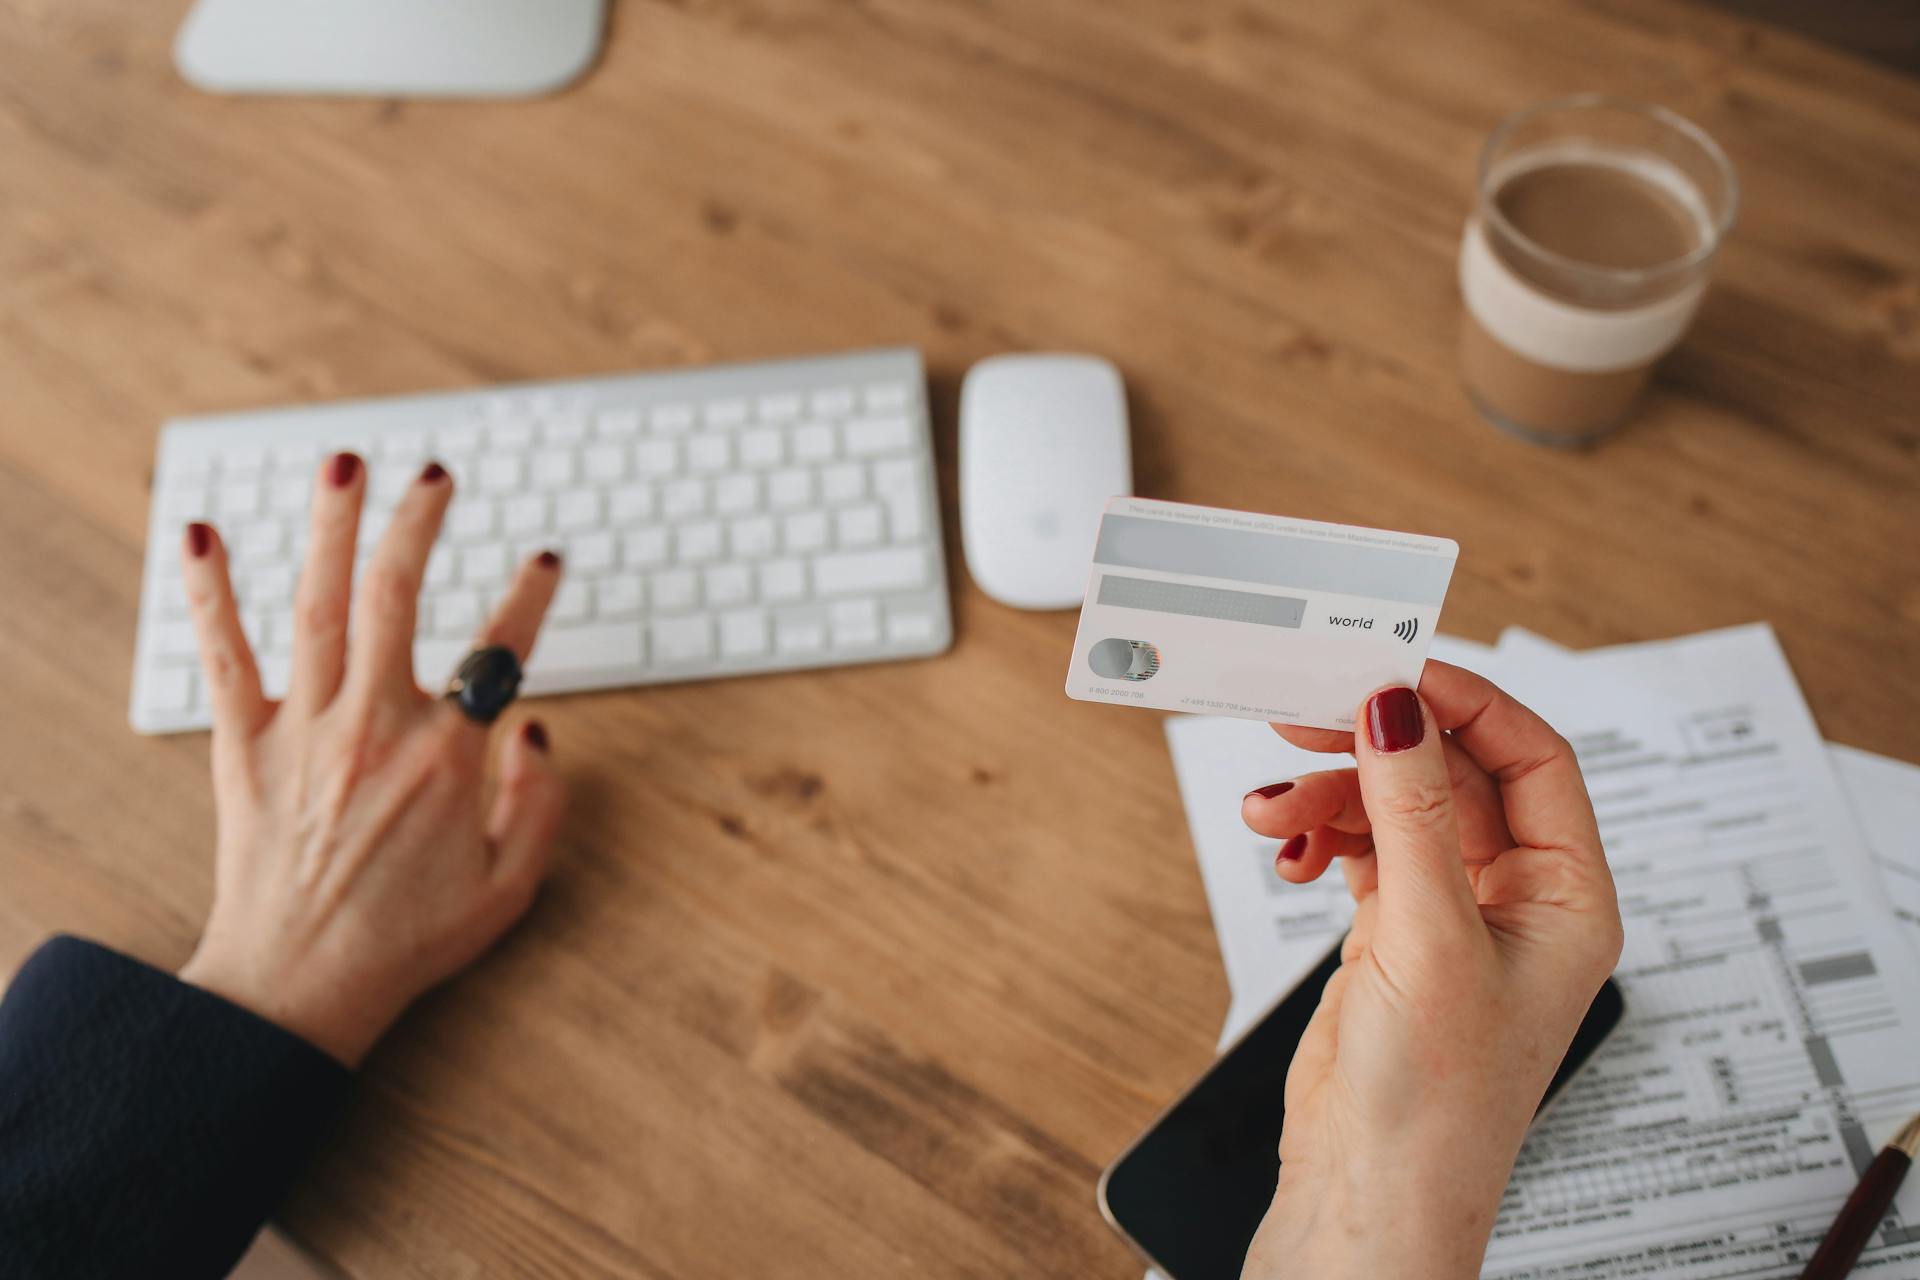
[1156,625,1920,1280]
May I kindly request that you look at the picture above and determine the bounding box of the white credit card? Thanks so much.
[1064,498,1459,731]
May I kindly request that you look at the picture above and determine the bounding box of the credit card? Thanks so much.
[1064,498,1459,731]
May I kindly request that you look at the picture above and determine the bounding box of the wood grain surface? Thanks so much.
[2,2,1917,1276]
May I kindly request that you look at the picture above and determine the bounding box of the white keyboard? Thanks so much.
[131,348,952,734]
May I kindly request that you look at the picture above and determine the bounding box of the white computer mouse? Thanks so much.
[960,353,1132,610]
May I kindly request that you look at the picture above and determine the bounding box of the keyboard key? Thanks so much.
[650,403,695,434]
[836,504,884,548]
[776,613,827,654]
[650,569,699,613]
[703,564,753,608]
[461,545,509,586]
[759,559,807,602]
[719,609,770,657]
[809,387,856,416]
[813,547,926,596]
[635,439,679,477]
[527,623,644,678]
[662,479,707,519]
[426,546,455,589]
[583,443,627,482]
[596,576,644,620]
[503,494,548,536]
[271,442,320,470]
[738,427,784,468]
[652,615,714,664]
[544,414,589,444]
[767,469,813,510]
[792,422,836,462]
[554,490,603,532]
[687,434,732,473]
[783,510,829,554]
[865,382,913,412]
[872,458,920,494]
[609,483,654,524]
[144,666,194,713]
[820,462,864,503]
[730,515,778,559]
[224,446,267,476]
[372,466,413,503]
[884,489,927,541]
[237,522,284,562]
[676,521,723,564]
[489,420,536,451]
[268,476,310,513]
[887,608,939,644]
[830,597,881,647]
[756,392,803,421]
[151,621,199,660]
[595,407,642,438]
[160,487,213,522]
[552,581,590,624]
[568,530,617,575]
[435,592,481,637]
[437,425,483,455]
[155,577,190,618]
[479,456,523,493]
[845,416,913,456]
[448,501,496,542]
[218,481,260,518]
[714,474,760,515]
[623,528,669,569]
[703,398,749,429]
[533,450,577,488]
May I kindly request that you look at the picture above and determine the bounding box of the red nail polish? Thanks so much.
[1277,834,1308,863]
[523,721,549,752]
[1367,687,1424,753]
[537,550,562,569]
[1246,781,1295,800]
[185,522,213,558]
[420,461,448,484]
[329,452,362,488]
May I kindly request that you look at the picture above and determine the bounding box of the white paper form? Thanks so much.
[1479,625,1920,1278]
[1505,629,1920,963]
[1831,744,1920,948]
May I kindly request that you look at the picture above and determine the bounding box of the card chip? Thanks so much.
[1097,575,1306,629]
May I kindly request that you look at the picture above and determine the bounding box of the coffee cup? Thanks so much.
[1458,96,1738,446]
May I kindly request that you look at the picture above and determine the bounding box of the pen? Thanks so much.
[1798,1113,1920,1280]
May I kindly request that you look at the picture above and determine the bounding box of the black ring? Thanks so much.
[445,646,523,726]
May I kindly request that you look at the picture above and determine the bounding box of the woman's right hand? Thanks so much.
[1237,662,1624,1280]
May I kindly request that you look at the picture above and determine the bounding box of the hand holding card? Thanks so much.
[1064,498,1459,731]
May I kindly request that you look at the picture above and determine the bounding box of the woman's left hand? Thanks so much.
[175,453,567,1067]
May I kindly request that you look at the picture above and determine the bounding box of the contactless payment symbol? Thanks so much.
[1392,617,1420,644]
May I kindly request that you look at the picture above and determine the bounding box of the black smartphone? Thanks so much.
[1098,942,1625,1280]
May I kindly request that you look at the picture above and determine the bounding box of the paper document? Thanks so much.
[1151,626,1920,1280]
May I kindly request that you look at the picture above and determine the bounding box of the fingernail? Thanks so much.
[419,461,448,484]
[1277,834,1308,864]
[185,522,213,559]
[537,550,562,570]
[1367,686,1424,753]
[328,452,362,488]
[1245,781,1295,801]
[523,720,549,752]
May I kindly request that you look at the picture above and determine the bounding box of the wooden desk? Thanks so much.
[2,2,1916,1275]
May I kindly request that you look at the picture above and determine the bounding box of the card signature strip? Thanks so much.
[1097,575,1307,628]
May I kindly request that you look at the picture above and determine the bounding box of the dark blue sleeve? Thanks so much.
[0,936,353,1280]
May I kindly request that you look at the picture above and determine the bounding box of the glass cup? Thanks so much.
[1457,96,1738,447]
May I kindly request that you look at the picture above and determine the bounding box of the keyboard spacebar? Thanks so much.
[526,623,645,680]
